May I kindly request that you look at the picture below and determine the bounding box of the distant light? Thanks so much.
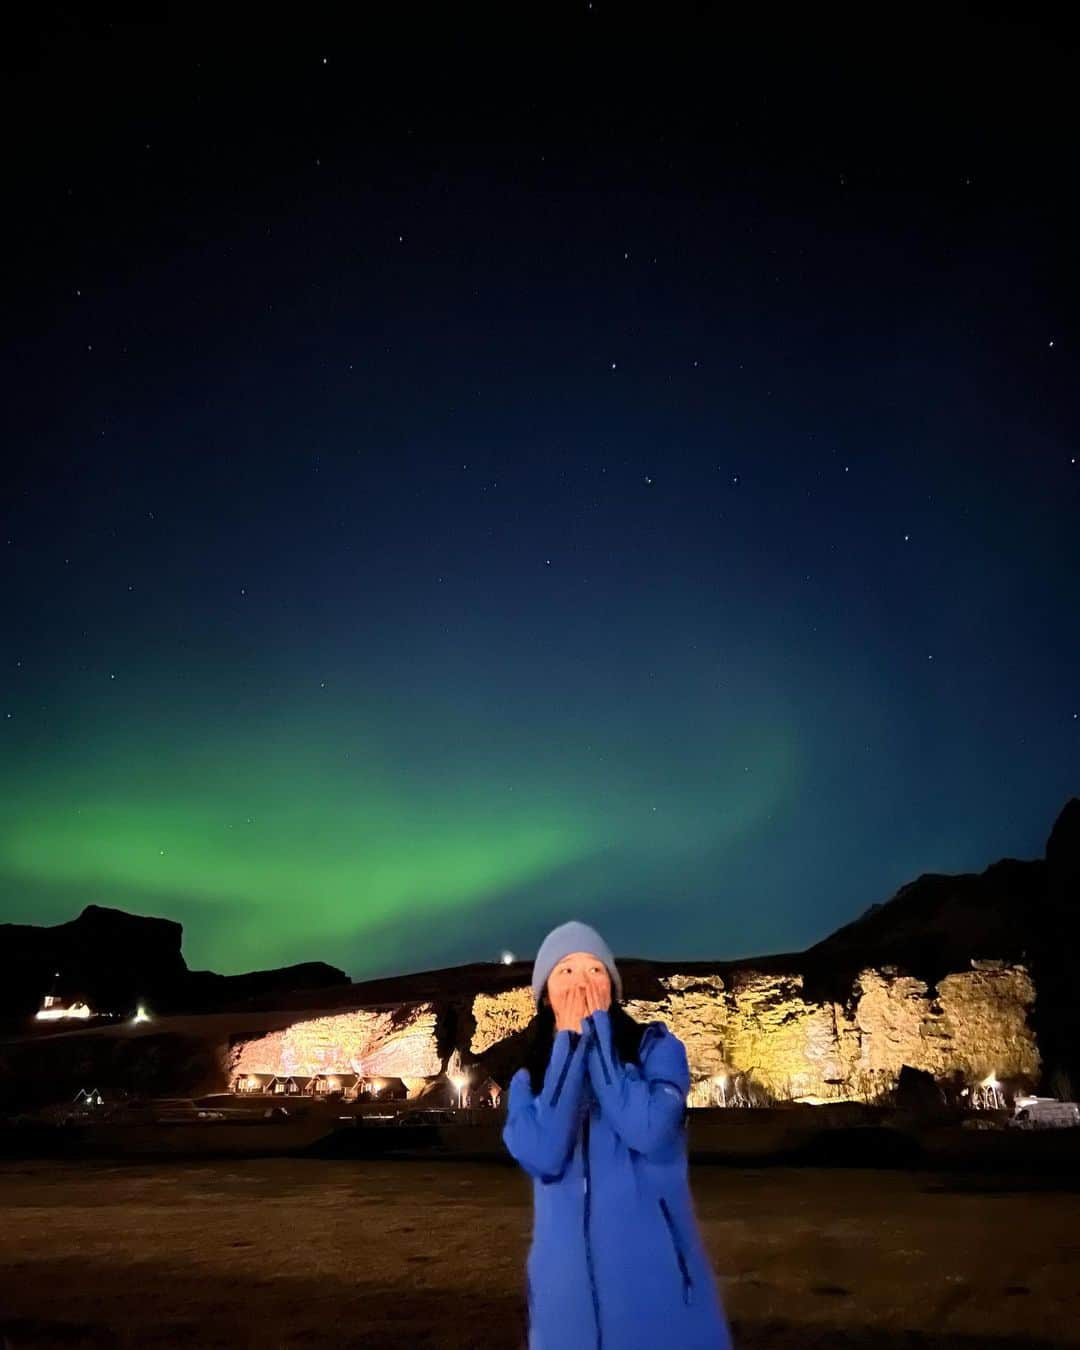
[132,1005,152,1024]
[500,950,515,965]
[36,1001,93,1022]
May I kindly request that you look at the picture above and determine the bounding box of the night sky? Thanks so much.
[3,9,1077,980]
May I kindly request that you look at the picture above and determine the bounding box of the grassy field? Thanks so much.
[0,1157,1077,1348]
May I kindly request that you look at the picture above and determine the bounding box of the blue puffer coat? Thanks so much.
[503,1007,733,1349]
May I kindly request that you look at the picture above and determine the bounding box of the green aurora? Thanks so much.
[2,676,803,976]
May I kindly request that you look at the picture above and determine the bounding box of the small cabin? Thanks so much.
[301,1073,356,1097]
[350,1076,406,1102]
[266,1075,302,1096]
[232,1073,274,1095]
[474,1076,503,1107]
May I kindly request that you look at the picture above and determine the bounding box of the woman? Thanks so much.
[502,920,733,1349]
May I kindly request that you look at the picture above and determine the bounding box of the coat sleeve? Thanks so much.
[583,1008,689,1155]
[501,1028,589,1181]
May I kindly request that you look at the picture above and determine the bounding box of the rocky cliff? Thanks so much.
[231,1003,443,1081]
[469,962,1039,1103]
[0,904,347,1024]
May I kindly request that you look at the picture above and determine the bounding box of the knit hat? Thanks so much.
[531,919,623,1005]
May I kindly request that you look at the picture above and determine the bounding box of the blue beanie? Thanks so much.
[531,919,622,1005]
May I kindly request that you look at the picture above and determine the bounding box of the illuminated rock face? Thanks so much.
[470,987,537,1055]
[469,964,1039,1101]
[231,1003,442,1080]
[854,965,1039,1083]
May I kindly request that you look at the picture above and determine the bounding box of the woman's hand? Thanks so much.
[582,970,611,1019]
[553,983,589,1034]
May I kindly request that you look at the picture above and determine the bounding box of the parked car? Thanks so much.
[1006,1096,1080,1129]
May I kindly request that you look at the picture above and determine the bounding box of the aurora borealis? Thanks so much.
[3,12,1077,979]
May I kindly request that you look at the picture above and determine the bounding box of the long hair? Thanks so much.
[522,995,647,1096]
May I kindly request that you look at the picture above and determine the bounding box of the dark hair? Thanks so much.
[522,996,648,1095]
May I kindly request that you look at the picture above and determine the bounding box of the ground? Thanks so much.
[0,1158,1077,1348]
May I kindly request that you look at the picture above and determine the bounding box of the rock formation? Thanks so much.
[230,1003,442,1080]
[468,961,1039,1103]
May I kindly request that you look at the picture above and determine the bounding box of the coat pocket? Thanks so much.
[658,1196,694,1305]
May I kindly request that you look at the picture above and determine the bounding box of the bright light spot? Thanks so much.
[36,1001,93,1022]
[500,950,515,965]
[132,1005,151,1024]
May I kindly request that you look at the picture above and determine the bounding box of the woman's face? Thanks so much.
[545,950,611,1008]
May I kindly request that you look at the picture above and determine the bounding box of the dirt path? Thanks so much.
[0,1159,1076,1348]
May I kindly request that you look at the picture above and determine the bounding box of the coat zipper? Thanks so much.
[583,1110,602,1349]
[592,1023,612,1085]
[549,1036,576,1106]
[658,1196,694,1305]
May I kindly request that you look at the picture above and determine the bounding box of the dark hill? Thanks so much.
[0,903,346,1026]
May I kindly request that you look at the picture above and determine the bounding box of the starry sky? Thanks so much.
[2,9,1077,979]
